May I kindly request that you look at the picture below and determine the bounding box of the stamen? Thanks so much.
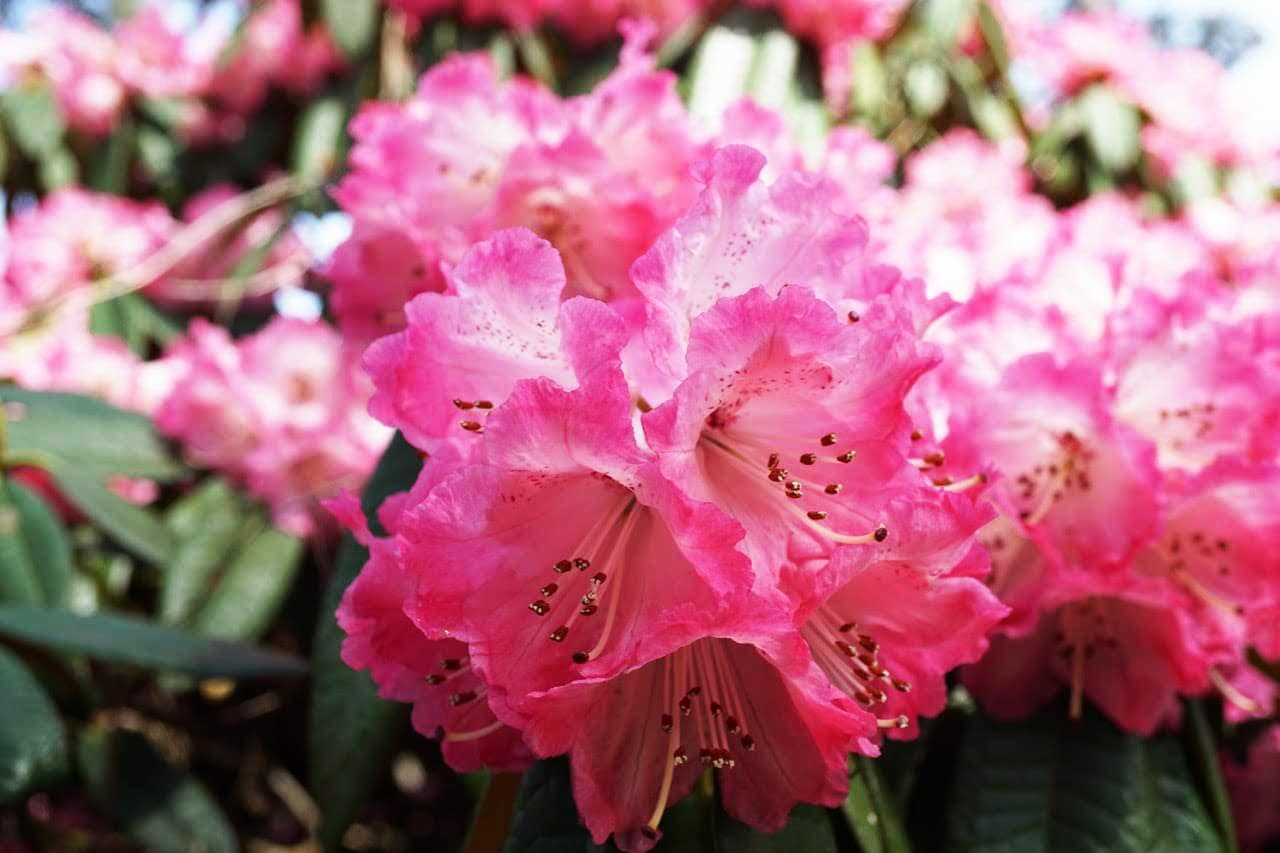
[941,472,988,492]
[877,715,909,729]
[836,450,856,463]
[460,420,484,433]
[821,433,838,446]
[1175,570,1245,617]
[443,720,504,743]
[825,483,843,495]
[1209,668,1262,715]
[452,399,474,410]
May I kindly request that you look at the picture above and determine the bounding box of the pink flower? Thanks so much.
[750,0,910,48]
[1224,727,1280,852]
[1112,315,1280,472]
[964,571,1208,735]
[363,229,589,453]
[157,317,390,537]
[793,503,1007,739]
[2,189,174,322]
[632,145,941,398]
[643,284,939,581]
[940,355,1160,573]
[331,487,530,772]
[516,632,872,850]
[114,6,211,99]
[397,316,760,705]
[866,131,1056,301]
[326,224,445,344]
[331,40,708,328]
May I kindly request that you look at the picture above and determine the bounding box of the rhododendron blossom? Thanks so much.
[158,317,389,537]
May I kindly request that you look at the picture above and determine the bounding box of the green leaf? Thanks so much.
[745,30,800,109]
[904,61,949,119]
[310,432,418,851]
[192,521,302,642]
[0,387,183,481]
[78,726,236,853]
[38,147,79,191]
[360,432,420,533]
[1080,84,1141,174]
[715,803,837,853]
[90,293,180,355]
[322,0,379,59]
[48,464,174,565]
[0,645,70,805]
[503,758,601,853]
[0,84,65,158]
[517,33,558,89]
[6,482,75,608]
[0,483,44,605]
[851,42,888,123]
[977,1,1009,73]
[685,26,757,120]
[87,114,135,195]
[947,704,1225,853]
[1185,701,1239,853]
[292,95,348,182]
[159,480,245,625]
[844,755,911,853]
[0,605,307,679]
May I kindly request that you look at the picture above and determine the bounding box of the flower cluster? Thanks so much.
[338,144,1008,848]
[0,0,342,141]
[384,0,715,45]
[328,25,711,343]
[331,11,1280,847]
[156,317,390,537]
[0,186,376,535]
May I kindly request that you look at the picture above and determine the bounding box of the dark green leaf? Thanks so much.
[0,483,43,605]
[947,704,1225,853]
[0,645,69,805]
[291,95,348,182]
[1,387,183,481]
[715,803,837,853]
[0,84,65,158]
[310,432,418,851]
[1185,701,1239,853]
[87,114,135,194]
[78,726,236,853]
[90,293,180,355]
[322,0,379,59]
[192,522,302,641]
[843,755,911,853]
[159,480,245,625]
[48,464,175,565]
[0,605,307,679]
[6,481,75,607]
[503,758,601,853]
[360,432,419,533]
[311,536,409,852]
